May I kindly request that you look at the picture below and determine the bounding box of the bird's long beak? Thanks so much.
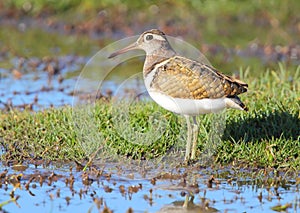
[108,42,139,58]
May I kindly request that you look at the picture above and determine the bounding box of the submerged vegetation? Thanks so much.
[1,64,299,170]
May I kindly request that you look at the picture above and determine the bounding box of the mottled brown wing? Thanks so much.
[150,56,248,99]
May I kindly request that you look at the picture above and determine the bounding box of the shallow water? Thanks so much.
[0,54,127,110]
[0,162,299,213]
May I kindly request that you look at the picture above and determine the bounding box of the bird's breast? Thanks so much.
[147,90,227,115]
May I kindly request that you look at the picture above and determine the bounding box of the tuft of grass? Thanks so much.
[0,64,299,170]
[0,108,84,161]
[216,65,300,169]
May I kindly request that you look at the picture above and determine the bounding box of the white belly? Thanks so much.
[148,91,227,116]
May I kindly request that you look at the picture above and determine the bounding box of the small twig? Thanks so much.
[0,195,20,208]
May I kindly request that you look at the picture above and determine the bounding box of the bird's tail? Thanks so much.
[226,95,248,111]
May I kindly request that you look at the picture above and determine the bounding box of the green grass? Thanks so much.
[0,26,95,58]
[3,0,300,46]
[0,64,299,170]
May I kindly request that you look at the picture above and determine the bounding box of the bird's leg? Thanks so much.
[191,116,199,160]
[184,115,192,161]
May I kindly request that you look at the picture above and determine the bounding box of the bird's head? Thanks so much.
[108,29,175,58]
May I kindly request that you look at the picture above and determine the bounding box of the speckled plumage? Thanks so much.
[109,29,248,161]
[149,56,247,100]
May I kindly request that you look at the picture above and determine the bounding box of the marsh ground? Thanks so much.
[0,0,299,212]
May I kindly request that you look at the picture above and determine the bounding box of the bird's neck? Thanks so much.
[143,49,176,77]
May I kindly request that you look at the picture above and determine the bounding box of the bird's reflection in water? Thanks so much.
[157,194,219,213]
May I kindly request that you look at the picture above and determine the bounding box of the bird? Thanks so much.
[108,29,248,162]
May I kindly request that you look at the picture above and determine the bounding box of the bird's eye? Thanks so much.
[145,34,153,41]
